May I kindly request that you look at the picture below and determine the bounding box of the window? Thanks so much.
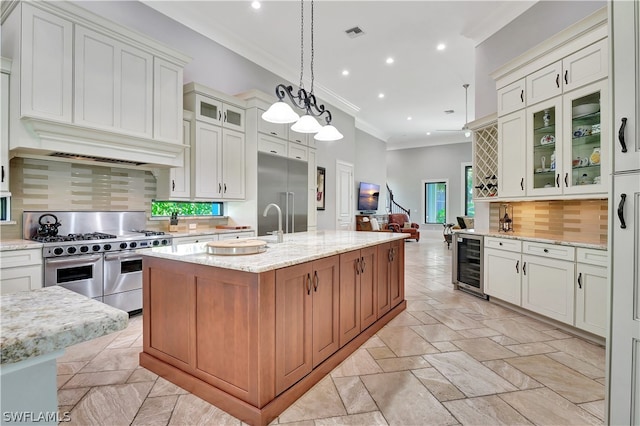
[464,164,475,216]
[151,201,223,218]
[422,179,448,224]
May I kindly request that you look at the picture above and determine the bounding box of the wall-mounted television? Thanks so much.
[357,182,380,212]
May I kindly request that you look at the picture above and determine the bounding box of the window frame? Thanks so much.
[150,200,225,219]
[461,162,475,217]
[421,178,449,225]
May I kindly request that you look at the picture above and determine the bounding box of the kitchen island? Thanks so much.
[139,230,407,425]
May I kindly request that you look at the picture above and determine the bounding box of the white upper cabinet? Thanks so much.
[74,26,153,137]
[1,59,10,195]
[20,3,73,122]
[156,114,192,200]
[258,110,287,138]
[497,79,526,117]
[526,62,563,107]
[497,109,526,197]
[562,39,608,92]
[220,129,245,199]
[1,1,189,167]
[154,58,184,144]
[186,87,245,132]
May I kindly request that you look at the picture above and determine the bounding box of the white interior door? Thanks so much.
[336,161,354,230]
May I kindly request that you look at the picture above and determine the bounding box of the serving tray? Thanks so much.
[206,239,267,255]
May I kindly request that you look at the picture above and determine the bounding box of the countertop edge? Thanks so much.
[453,229,606,250]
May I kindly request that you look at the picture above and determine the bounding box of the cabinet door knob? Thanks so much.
[218,183,222,193]
[618,117,628,153]
[1,165,4,183]
[523,262,527,275]
[499,242,503,246]
[543,248,549,253]
[355,258,360,275]
[556,174,560,188]
[520,89,524,103]
[515,260,519,273]
[224,183,227,193]
[520,178,524,191]
[564,173,568,187]
[556,74,560,88]
[577,272,582,289]
[564,70,569,85]
[361,256,366,273]
[314,271,319,292]
[172,179,175,191]
[618,193,627,229]
[306,273,312,295]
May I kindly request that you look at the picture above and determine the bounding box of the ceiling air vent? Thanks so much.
[49,152,147,166]
[345,26,365,39]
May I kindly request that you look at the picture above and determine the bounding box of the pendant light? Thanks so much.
[462,83,471,138]
[261,0,343,141]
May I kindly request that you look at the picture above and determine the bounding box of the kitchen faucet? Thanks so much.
[262,203,284,243]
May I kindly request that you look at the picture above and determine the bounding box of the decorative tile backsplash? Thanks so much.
[490,199,608,245]
[1,158,225,240]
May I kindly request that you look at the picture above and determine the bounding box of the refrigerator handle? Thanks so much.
[290,192,295,233]
[284,192,290,233]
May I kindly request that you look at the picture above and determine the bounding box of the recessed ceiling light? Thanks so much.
[407,116,412,121]
[378,93,385,99]
[386,57,394,64]
[426,132,431,136]
[251,1,261,9]
[342,70,349,76]
[437,43,446,51]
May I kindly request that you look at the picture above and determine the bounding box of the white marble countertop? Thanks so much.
[168,228,254,238]
[1,286,128,365]
[139,230,408,273]
[453,229,606,250]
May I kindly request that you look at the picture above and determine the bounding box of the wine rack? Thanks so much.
[472,118,499,199]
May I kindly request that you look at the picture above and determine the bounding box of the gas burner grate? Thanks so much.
[32,232,117,243]
[132,230,166,237]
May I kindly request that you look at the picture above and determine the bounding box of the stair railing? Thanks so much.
[386,183,411,217]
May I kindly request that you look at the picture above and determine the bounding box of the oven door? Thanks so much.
[104,252,143,313]
[44,254,104,300]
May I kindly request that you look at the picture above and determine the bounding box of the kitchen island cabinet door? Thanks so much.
[339,250,362,347]
[311,256,340,366]
[389,240,405,308]
[359,246,378,331]
[275,262,313,395]
[521,255,575,325]
[377,241,403,317]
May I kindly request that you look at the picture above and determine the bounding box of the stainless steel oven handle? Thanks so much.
[104,252,143,261]
[45,255,103,264]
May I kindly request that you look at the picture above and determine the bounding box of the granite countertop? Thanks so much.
[1,286,128,365]
[453,229,606,250]
[0,240,43,251]
[140,230,408,273]
[168,228,254,238]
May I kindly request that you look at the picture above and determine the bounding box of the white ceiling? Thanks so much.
[143,0,536,149]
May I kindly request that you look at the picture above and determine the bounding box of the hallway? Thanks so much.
[56,238,606,425]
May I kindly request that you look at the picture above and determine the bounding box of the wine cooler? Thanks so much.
[452,233,487,298]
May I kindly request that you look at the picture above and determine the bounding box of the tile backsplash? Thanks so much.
[490,199,608,245]
[1,158,225,240]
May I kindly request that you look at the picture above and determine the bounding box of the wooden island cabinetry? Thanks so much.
[139,231,407,425]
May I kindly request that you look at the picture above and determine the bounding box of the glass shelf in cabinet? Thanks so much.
[534,143,556,151]
[534,169,556,175]
[572,111,600,123]
[571,164,600,170]
[571,134,600,145]
[534,124,556,132]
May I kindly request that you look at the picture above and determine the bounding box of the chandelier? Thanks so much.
[261,0,343,141]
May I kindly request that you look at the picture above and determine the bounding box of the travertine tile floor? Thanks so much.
[57,238,606,425]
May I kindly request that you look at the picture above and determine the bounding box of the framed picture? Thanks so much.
[316,167,326,210]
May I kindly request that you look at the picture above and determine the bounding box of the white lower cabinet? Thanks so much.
[0,248,43,294]
[217,231,255,240]
[484,247,521,305]
[575,262,608,337]
[521,254,575,325]
[173,235,218,245]
[485,236,606,335]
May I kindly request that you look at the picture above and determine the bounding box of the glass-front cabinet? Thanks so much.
[527,97,563,196]
[562,80,608,195]
[526,80,608,196]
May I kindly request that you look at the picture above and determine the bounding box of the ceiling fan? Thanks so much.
[435,83,471,138]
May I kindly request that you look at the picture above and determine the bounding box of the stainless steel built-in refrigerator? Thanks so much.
[258,152,308,236]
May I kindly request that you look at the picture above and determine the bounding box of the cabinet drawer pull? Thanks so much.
[306,273,311,295]
[499,242,503,246]
[564,70,569,85]
[270,150,277,154]
[314,271,319,292]
[577,272,582,289]
[172,179,175,191]
[556,74,560,88]
[618,117,628,153]
[618,193,627,229]
[1,165,4,183]
[218,111,222,120]
[224,183,227,193]
[515,260,519,273]
[523,262,527,275]
[224,112,227,122]
[270,132,277,135]
[543,248,549,253]
[520,178,524,191]
[520,89,524,103]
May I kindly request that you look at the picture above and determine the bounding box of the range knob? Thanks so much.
[129,242,137,249]
[152,240,160,246]
[80,246,89,253]
[92,245,101,252]
[53,247,64,256]
[103,244,112,251]
[67,247,77,254]
[120,242,128,250]
[161,239,169,245]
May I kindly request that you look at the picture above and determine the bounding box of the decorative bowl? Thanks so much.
[572,103,599,117]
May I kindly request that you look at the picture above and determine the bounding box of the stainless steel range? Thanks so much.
[23,211,172,314]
